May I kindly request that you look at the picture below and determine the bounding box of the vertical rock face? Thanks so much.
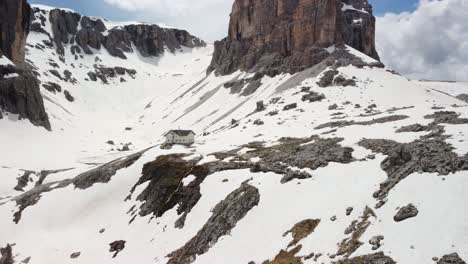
[0,0,31,64]
[0,65,51,130]
[0,0,51,130]
[208,0,379,76]
[340,0,379,59]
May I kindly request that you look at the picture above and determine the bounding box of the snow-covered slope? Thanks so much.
[1,5,468,264]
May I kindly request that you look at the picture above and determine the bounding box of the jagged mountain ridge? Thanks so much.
[34,6,205,59]
[1,0,468,264]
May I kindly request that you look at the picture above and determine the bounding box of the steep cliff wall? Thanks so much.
[0,0,31,64]
[0,64,50,129]
[0,0,50,130]
[208,0,379,76]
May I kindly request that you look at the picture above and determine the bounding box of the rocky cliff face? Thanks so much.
[0,0,31,65]
[208,0,379,76]
[0,64,50,129]
[0,0,50,130]
[32,8,206,60]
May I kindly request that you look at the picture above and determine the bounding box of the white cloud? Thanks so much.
[103,0,232,41]
[377,0,468,81]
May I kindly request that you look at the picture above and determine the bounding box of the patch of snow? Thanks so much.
[353,18,363,24]
[345,45,379,64]
[325,45,336,54]
[0,55,13,66]
[250,157,261,163]
[199,154,219,164]
[182,175,196,186]
[342,4,369,14]
[3,73,19,79]
[31,4,74,12]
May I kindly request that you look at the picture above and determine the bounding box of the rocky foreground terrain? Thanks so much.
[0,0,467,263]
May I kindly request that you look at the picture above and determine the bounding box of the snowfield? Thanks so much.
[0,5,468,264]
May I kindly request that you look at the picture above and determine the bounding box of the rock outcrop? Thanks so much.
[109,240,126,258]
[359,136,468,203]
[12,149,146,223]
[394,204,419,222]
[0,0,31,64]
[0,64,51,129]
[437,253,467,264]
[0,0,51,130]
[334,252,396,264]
[33,7,206,59]
[167,183,260,264]
[208,0,379,76]
[0,244,14,264]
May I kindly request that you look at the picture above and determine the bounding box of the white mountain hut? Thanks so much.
[163,130,196,145]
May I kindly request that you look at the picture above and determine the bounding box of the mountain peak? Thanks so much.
[208,0,379,76]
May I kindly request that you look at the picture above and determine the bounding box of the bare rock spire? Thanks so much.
[208,0,380,76]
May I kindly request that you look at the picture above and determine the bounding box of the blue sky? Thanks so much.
[369,0,418,15]
[29,0,128,21]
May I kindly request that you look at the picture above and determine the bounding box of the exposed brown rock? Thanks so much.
[0,0,31,64]
[285,219,321,247]
[333,252,396,264]
[208,0,379,76]
[337,206,376,257]
[262,246,304,264]
[262,219,320,264]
